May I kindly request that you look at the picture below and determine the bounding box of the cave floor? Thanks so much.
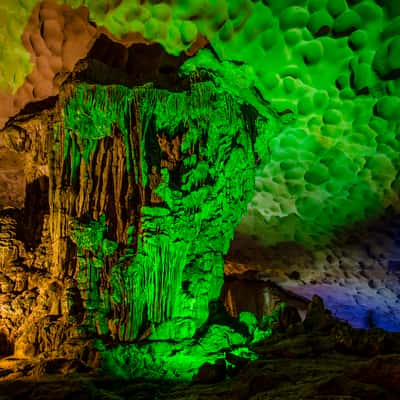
[0,331,399,400]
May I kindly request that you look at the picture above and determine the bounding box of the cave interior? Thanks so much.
[0,0,399,399]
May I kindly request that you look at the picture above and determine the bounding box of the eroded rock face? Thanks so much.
[0,206,88,360]
[0,139,26,209]
[0,74,272,382]
[0,13,211,360]
[0,209,75,358]
[0,2,398,382]
[51,80,272,379]
[221,278,309,321]
[0,111,61,357]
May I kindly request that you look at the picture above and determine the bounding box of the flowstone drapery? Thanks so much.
[52,80,272,379]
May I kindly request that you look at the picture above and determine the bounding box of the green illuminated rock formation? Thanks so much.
[53,80,271,379]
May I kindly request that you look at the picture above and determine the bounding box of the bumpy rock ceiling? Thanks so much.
[2,0,400,242]
[0,0,399,330]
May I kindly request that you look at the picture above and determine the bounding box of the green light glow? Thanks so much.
[178,1,400,245]
[3,0,399,244]
[99,324,255,381]
[62,80,271,379]
[70,215,118,335]
[62,85,136,179]
[4,0,399,380]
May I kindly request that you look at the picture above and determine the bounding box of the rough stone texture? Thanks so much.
[0,0,206,129]
[2,1,400,248]
[0,26,213,359]
[0,137,26,209]
[0,108,92,360]
[221,278,309,321]
[227,213,400,331]
[0,204,90,360]
[0,297,399,399]
[0,2,97,129]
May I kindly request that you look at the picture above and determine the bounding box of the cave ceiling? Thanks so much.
[1,0,399,246]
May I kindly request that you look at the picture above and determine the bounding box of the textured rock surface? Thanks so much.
[0,1,97,129]
[227,213,400,331]
[0,297,398,399]
[0,208,79,359]
[0,77,271,380]
[180,0,400,245]
[1,0,399,257]
[0,138,26,209]
[1,0,399,243]
[0,0,206,129]
[221,277,309,321]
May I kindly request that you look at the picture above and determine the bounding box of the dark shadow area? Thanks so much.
[221,276,309,322]
[17,97,58,119]
[227,230,313,269]
[73,34,202,91]
[23,176,49,250]
[0,331,13,357]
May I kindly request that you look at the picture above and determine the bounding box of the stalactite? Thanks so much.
[59,79,272,378]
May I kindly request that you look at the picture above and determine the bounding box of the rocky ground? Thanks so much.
[0,296,398,400]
